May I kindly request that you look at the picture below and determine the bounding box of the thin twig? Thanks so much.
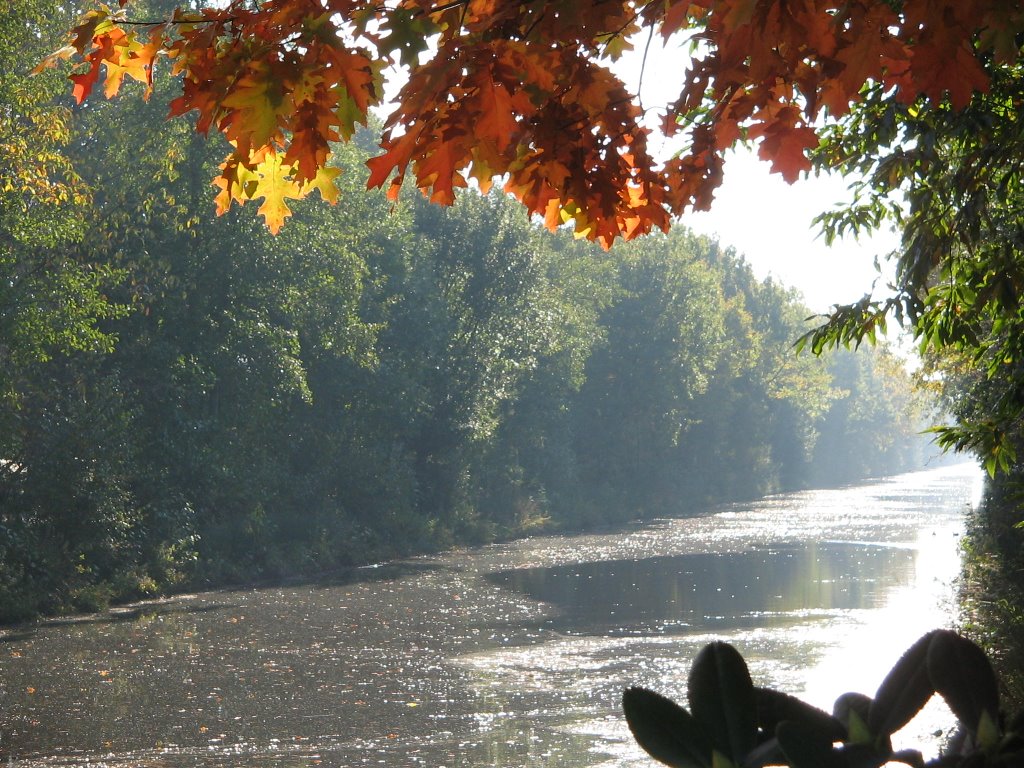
[637,23,655,112]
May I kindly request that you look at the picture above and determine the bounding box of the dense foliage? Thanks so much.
[0,1,938,621]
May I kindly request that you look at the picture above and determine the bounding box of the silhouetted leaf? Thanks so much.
[833,692,873,744]
[869,631,937,737]
[688,642,758,763]
[755,687,845,741]
[926,630,1000,738]
[775,721,845,768]
[623,687,714,768]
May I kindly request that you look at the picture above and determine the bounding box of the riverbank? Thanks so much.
[0,458,966,628]
[959,472,1024,711]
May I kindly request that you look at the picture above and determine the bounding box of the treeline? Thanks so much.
[1,1,935,621]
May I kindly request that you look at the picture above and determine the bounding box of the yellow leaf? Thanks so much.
[306,166,342,204]
[249,150,305,234]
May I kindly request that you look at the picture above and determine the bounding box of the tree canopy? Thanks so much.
[44,0,1022,244]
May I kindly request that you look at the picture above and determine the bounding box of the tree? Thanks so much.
[1,0,124,376]
[571,232,729,515]
[46,0,1021,245]
[810,346,933,484]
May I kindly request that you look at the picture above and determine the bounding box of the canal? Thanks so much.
[0,462,983,767]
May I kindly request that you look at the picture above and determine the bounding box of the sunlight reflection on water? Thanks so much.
[455,462,984,766]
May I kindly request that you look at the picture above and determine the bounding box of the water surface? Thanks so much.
[0,463,984,767]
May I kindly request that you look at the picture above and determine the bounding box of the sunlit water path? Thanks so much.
[0,463,984,767]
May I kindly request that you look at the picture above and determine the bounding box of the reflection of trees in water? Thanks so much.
[487,542,915,636]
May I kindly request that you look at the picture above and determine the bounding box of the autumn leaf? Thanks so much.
[833,9,889,101]
[414,140,468,205]
[220,61,292,157]
[250,150,304,234]
[47,0,1019,244]
[756,122,819,183]
[71,7,116,54]
[366,129,420,193]
[305,165,342,204]
[722,0,760,31]
[660,1,696,38]
[979,5,1024,64]
[32,45,78,75]
[213,154,259,215]
[474,76,518,152]
[99,28,160,99]
[70,63,102,104]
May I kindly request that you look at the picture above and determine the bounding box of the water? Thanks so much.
[0,463,984,767]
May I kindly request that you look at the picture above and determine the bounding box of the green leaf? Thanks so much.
[382,7,439,68]
[335,89,366,142]
[623,687,714,768]
[833,692,873,744]
[977,709,1001,751]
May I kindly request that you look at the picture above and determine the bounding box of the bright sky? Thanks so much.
[685,150,899,313]
[614,34,901,314]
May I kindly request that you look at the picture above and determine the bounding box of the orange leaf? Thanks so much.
[757,123,818,183]
[474,77,518,152]
[366,129,420,191]
[414,140,468,205]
